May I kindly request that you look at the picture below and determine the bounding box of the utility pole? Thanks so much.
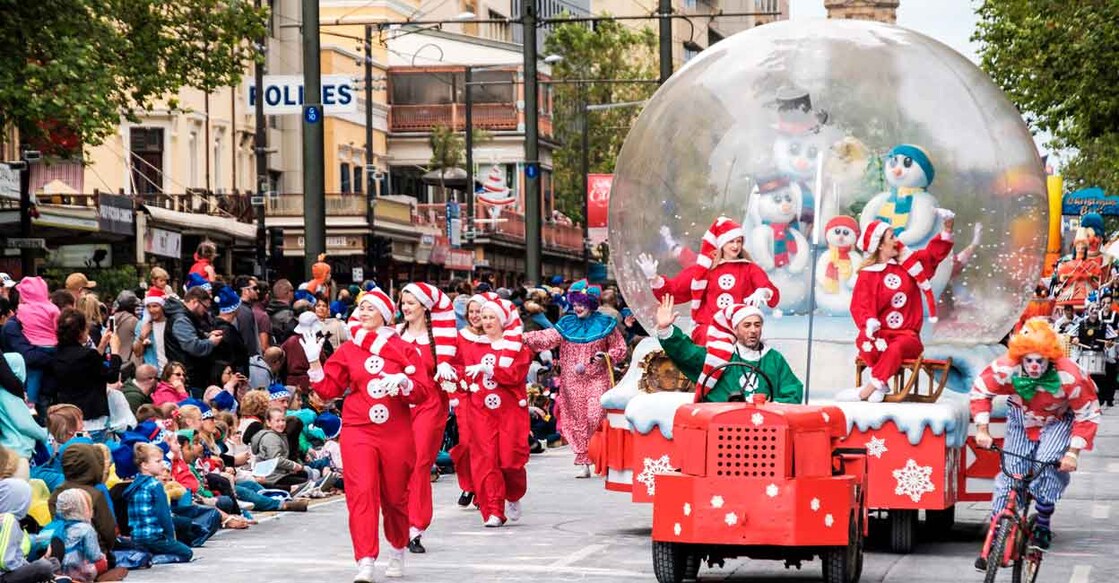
[463,65,474,244]
[364,24,378,281]
[521,0,542,285]
[302,0,326,281]
[658,0,673,84]
[18,152,34,277]
[579,90,590,276]
[253,0,267,278]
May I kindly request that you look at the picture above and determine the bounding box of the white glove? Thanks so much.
[376,373,411,397]
[865,318,881,340]
[299,331,324,363]
[436,362,458,383]
[971,222,983,247]
[465,363,494,379]
[636,253,659,280]
[747,288,773,306]
[936,208,956,222]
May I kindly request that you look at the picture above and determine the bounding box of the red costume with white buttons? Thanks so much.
[651,217,779,343]
[310,291,432,564]
[457,299,531,524]
[447,292,500,498]
[850,221,953,388]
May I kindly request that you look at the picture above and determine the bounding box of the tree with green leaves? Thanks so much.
[974,1,1119,193]
[544,18,658,224]
[0,0,268,154]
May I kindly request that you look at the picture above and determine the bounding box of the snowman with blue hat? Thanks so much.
[860,144,944,250]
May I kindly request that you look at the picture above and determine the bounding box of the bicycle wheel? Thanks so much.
[1013,517,1042,583]
[984,516,1015,583]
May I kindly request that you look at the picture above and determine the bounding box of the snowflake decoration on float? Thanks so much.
[893,458,935,502]
[824,514,834,528]
[683,503,691,517]
[673,523,681,536]
[866,436,888,459]
[635,455,674,495]
[766,484,779,498]
[711,495,725,509]
[724,512,738,526]
[810,498,820,512]
[821,411,830,423]
[751,413,765,426]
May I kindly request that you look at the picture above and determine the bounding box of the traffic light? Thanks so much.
[369,235,391,266]
[268,227,284,267]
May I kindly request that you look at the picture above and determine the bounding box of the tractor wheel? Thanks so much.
[653,541,687,583]
[683,551,701,581]
[822,513,863,583]
[889,509,918,554]
[925,507,956,534]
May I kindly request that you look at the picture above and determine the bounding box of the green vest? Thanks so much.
[659,326,804,404]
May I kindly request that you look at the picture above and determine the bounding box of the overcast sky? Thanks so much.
[789,0,982,63]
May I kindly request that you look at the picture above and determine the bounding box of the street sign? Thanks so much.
[250,196,265,207]
[352,267,364,282]
[304,105,322,124]
[525,162,539,180]
[248,75,356,115]
[5,238,46,250]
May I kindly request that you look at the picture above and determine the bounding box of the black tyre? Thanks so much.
[683,552,701,581]
[984,516,1014,583]
[925,506,956,533]
[888,510,917,554]
[653,541,686,583]
[1012,517,1041,583]
[822,513,863,583]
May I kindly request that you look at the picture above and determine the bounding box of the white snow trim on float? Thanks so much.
[823,397,971,448]
[624,391,696,440]
[601,336,662,410]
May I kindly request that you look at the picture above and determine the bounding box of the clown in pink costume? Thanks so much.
[524,281,627,478]
[636,216,779,344]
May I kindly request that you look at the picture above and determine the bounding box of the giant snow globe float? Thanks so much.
[609,19,1047,397]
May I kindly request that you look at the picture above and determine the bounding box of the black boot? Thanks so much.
[457,491,474,507]
[408,536,426,554]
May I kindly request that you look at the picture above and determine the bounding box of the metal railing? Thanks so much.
[416,203,582,252]
[389,103,522,133]
[3,191,257,223]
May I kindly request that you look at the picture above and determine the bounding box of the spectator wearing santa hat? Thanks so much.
[396,282,459,553]
[839,210,955,402]
[457,297,532,528]
[134,287,170,370]
[302,287,432,582]
[636,216,780,344]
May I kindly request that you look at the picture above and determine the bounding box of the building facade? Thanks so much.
[824,0,899,23]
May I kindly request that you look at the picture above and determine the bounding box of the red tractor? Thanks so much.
[650,371,868,583]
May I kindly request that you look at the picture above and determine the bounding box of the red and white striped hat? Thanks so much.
[402,282,457,365]
[143,286,166,306]
[688,216,746,318]
[697,300,766,397]
[348,287,396,339]
[859,219,938,322]
[480,298,524,368]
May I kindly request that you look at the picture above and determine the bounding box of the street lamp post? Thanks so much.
[253,0,268,279]
[579,90,590,276]
[521,0,541,286]
[301,0,326,281]
[464,65,474,243]
[18,151,36,277]
[364,24,378,281]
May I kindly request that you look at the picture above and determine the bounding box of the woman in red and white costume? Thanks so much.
[448,292,496,510]
[397,282,459,554]
[636,216,780,343]
[841,211,954,402]
[457,296,531,527]
[302,288,432,583]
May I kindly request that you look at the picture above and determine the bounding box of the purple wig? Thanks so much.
[565,279,601,312]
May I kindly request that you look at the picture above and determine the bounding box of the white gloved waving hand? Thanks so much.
[636,253,659,280]
[299,331,324,363]
[465,363,494,379]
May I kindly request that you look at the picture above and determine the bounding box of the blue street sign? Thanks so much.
[525,162,539,180]
[304,105,321,124]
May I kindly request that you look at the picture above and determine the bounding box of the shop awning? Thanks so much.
[142,205,257,241]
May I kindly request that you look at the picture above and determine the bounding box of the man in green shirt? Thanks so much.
[653,295,803,404]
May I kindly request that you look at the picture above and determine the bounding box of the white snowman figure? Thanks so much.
[859,144,942,250]
[771,88,829,235]
[813,215,863,316]
[748,174,811,313]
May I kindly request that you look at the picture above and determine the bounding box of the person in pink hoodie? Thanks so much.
[0,277,59,414]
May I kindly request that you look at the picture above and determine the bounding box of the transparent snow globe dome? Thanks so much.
[609,19,1046,394]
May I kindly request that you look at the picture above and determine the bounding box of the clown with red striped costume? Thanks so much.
[636,216,780,344]
[397,282,459,554]
[302,287,432,582]
[840,211,954,402]
[456,297,532,527]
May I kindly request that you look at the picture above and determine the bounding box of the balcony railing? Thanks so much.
[266,194,417,226]
[416,204,583,253]
[390,103,522,133]
[1,191,256,223]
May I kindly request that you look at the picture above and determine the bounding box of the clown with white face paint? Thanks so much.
[456,297,532,528]
[303,287,432,583]
[970,318,1100,559]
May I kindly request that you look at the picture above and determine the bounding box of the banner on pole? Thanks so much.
[587,173,613,245]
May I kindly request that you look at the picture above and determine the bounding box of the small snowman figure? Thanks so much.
[814,215,862,316]
[860,144,942,249]
[750,174,810,274]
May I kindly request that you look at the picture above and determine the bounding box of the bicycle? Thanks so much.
[976,444,1060,583]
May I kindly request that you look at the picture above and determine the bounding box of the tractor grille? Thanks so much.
[712,425,781,477]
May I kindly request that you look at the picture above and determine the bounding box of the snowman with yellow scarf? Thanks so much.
[859,144,943,250]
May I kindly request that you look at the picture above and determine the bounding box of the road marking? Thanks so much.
[1070,565,1091,583]
[549,543,610,567]
[1092,503,1110,519]
[226,556,648,577]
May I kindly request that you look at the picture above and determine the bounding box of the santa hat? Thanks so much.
[143,286,166,306]
[480,298,524,368]
[314,412,342,440]
[888,144,935,185]
[697,300,767,398]
[686,216,746,319]
[267,383,292,402]
[469,291,500,307]
[348,287,396,338]
[825,215,859,238]
[184,273,211,293]
[178,397,214,420]
[402,282,458,366]
[214,285,241,314]
[859,219,939,323]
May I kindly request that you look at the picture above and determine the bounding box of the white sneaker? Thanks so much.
[483,515,504,528]
[505,500,522,522]
[354,558,376,583]
[576,464,591,478]
[385,557,403,578]
[834,388,861,402]
[868,388,888,403]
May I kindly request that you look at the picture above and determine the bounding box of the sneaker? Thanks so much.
[974,556,987,571]
[1031,523,1052,550]
[354,558,376,583]
[408,536,426,554]
[457,491,474,508]
[291,481,316,499]
[385,557,404,578]
[576,464,591,478]
[529,440,545,454]
[318,471,339,493]
[505,500,522,522]
[239,502,255,511]
[483,515,504,528]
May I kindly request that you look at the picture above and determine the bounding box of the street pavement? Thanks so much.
[128,413,1119,583]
